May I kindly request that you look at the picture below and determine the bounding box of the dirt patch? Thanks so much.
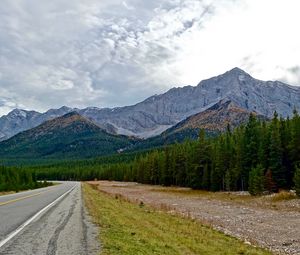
[87,181,300,255]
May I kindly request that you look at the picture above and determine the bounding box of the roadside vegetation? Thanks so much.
[0,191,15,196]
[83,183,271,255]
[0,166,52,192]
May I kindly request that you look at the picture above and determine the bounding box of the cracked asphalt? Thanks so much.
[0,182,99,255]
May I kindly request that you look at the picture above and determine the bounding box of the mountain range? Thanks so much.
[0,67,299,159]
[1,67,299,143]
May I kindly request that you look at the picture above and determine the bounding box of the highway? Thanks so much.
[0,182,99,255]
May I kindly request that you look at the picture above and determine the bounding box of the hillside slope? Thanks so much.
[0,112,133,159]
[130,100,267,150]
[169,99,267,133]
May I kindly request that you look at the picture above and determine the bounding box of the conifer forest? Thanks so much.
[33,111,300,196]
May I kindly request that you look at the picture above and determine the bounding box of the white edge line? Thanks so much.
[0,183,77,249]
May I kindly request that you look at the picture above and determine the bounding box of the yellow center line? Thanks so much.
[0,191,45,206]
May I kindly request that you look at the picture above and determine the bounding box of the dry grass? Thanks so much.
[265,191,297,202]
[151,187,255,203]
[152,187,299,210]
[0,191,15,196]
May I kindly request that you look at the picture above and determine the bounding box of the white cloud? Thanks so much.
[122,1,135,10]
[0,0,299,115]
[173,0,300,85]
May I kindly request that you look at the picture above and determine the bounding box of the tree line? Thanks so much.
[34,110,300,196]
[0,166,50,192]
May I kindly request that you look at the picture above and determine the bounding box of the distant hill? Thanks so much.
[0,112,134,159]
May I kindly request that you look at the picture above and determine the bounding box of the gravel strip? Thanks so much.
[90,181,300,255]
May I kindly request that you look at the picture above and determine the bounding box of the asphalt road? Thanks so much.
[0,182,99,255]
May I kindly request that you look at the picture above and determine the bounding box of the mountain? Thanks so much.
[1,67,300,140]
[168,99,267,134]
[129,99,267,151]
[0,106,74,141]
[0,112,134,159]
[80,67,300,138]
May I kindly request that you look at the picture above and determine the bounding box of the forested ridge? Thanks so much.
[34,111,300,196]
[0,112,134,159]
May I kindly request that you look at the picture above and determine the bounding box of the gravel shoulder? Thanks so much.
[88,181,300,255]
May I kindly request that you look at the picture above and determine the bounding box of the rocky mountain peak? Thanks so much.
[227,67,249,75]
[42,111,94,130]
[58,106,73,111]
[8,109,28,118]
[45,106,73,115]
[59,111,82,119]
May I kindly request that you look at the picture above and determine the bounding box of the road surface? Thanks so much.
[0,182,99,255]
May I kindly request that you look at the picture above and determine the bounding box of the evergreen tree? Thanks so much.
[188,130,211,189]
[258,121,269,169]
[264,169,276,193]
[249,164,265,195]
[242,114,260,188]
[161,148,172,186]
[289,109,300,174]
[174,148,187,186]
[210,140,224,191]
[293,167,300,197]
[269,112,285,189]
[279,117,293,187]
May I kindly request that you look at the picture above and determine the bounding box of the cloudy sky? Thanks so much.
[0,0,300,115]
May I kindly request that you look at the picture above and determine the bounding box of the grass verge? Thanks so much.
[83,183,271,255]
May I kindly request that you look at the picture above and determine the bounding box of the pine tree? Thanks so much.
[293,167,300,197]
[161,148,172,186]
[202,164,210,190]
[291,109,300,152]
[242,114,260,188]
[279,117,293,187]
[269,112,285,189]
[249,164,265,195]
[290,109,300,177]
[210,140,223,191]
[264,169,276,193]
[232,127,245,190]
[188,130,211,189]
[258,121,270,169]
[174,148,187,186]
